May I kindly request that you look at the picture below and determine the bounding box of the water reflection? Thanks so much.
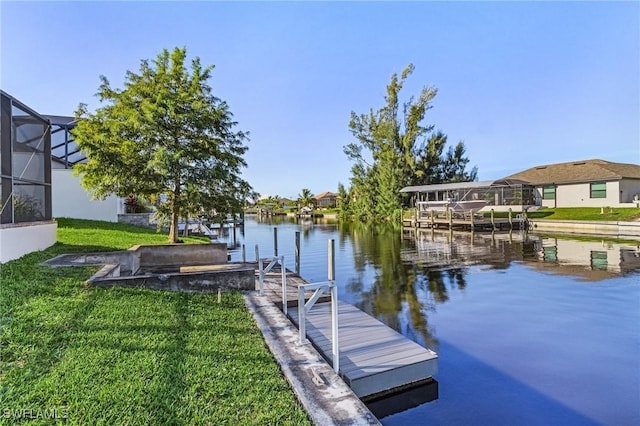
[402,228,640,280]
[225,217,639,423]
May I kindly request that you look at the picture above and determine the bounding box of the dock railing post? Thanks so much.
[242,244,246,263]
[298,288,305,345]
[281,256,287,315]
[508,208,513,229]
[297,281,339,373]
[331,279,339,373]
[491,209,496,231]
[297,239,340,373]
[328,239,335,281]
[295,231,300,275]
[256,245,263,295]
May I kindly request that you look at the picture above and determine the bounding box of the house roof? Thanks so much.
[400,181,494,193]
[314,191,337,199]
[497,159,640,186]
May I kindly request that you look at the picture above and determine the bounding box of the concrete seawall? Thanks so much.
[529,219,640,238]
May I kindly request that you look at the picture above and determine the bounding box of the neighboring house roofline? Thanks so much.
[498,159,640,186]
[313,191,337,199]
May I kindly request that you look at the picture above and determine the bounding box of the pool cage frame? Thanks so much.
[401,180,537,210]
[0,90,52,224]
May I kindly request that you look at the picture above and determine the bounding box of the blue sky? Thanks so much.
[2,1,638,199]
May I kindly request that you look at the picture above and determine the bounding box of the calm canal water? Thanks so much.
[222,215,640,426]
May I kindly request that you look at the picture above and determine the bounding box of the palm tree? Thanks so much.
[297,188,314,211]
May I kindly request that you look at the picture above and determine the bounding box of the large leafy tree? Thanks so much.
[73,47,253,242]
[343,64,476,221]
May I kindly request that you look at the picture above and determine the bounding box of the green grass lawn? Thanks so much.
[473,207,639,221]
[404,206,640,221]
[0,219,310,425]
[525,207,640,221]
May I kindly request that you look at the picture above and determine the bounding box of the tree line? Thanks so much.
[73,48,475,242]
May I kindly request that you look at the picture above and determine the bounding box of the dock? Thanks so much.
[288,301,438,398]
[257,263,438,399]
[403,211,528,232]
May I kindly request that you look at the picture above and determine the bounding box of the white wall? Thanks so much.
[539,181,627,208]
[52,169,121,222]
[0,221,57,263]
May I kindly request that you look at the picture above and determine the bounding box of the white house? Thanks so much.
[401,159,640,210]
[498,159,640,208]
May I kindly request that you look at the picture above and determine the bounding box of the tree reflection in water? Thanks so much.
[338,221,450,351]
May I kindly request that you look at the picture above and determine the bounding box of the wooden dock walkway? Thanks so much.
[403,215,527,231]
[255,263,438,399]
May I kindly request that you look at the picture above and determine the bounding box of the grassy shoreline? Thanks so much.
[0,218,310,425]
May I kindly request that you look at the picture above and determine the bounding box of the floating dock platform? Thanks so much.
[258,265,438,399]
[288,301,438,398]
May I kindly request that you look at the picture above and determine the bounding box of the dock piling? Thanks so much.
[295,231,300,275]
[273,227,278,256]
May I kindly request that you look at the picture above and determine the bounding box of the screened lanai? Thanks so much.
[0,90,52,224]
[0,90,58,262]
[44,115,85,168]
[400,180,536,209]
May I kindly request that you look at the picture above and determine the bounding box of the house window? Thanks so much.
[542,186,555,200]
[590,182,606,199]
[590,251,608,270]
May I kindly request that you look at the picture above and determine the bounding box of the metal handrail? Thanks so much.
[298,281,339,373]
[256,245,286,309]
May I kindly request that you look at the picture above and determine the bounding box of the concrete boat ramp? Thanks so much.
[253,264,438,421]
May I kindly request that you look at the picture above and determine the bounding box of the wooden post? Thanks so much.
[470,209,475,230]
[295,231,300,275]
[328,239,335,281]
[242,244,246,263]
[447,206,452,230]
[273,227,278,256]
[430,209,435,228]
[491,209,496,231]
